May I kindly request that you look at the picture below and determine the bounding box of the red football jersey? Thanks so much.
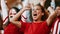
[20,20,51,34]
[4,23,20,34]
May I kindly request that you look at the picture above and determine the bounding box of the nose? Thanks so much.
[32,9,37,13]
[33,9,36,12]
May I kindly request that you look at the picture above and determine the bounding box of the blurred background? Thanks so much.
[0,0,60,9]
[0,0,60,34]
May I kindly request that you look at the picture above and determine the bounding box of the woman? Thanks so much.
[4,7,21,34]
[10,3,58,34]
[4,0,23,34]
[50,6,60,34]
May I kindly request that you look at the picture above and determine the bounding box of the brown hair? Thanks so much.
[0,13,3,30]
[30,3,49,21]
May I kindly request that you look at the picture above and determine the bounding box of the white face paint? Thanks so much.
[9,9,17,20]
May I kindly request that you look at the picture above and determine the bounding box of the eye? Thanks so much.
[9,13,12,15]
[36,9,40,10]
[13,13,16,15]
[32,9,40,11]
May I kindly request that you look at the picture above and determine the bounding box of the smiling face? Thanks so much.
[32,5,44,21]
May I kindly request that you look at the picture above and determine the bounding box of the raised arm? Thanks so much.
[39,0,46,7]
[46,10,57,26]
[46,6,60,26]
[10,7,31,28]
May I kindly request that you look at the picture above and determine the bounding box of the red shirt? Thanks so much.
[20,20,51,34]
[51,16,60,34]
[4,23,20,34]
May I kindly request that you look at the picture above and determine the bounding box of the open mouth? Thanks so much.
[33,14,37,16]
[10,16,13,18]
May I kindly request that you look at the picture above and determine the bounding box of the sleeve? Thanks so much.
[19,20,29,32]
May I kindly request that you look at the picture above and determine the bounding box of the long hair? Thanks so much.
[9,7,21,21]
[30,3,49,21]
[0,13,3,30]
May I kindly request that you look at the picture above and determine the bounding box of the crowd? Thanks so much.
[0,0,60,34]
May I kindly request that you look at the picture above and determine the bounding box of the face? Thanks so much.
[56,6,60,16]
[9,9,17,19]
[32,6,44,21]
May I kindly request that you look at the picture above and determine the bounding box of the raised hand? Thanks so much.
[23,3,31,11]
[47,6,54,14]
[39,0,46,7]
[40,0,46,3]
